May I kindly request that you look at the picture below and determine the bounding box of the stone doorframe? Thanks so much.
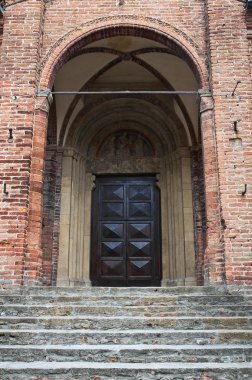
[56,145,196,287]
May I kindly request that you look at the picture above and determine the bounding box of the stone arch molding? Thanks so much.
[39,15,209,90]
[57,122,197,287]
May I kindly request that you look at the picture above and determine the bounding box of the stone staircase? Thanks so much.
[0,286,251,379]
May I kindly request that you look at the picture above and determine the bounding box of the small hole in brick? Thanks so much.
[8,129,13,140]
[229,138,242,149]
[116,0,125,5]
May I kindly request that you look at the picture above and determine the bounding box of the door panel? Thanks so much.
[91,176,161,286]
[101,202,124,219]
[128,222,152,239]
[128,241,151,257]
[101,242,124,257]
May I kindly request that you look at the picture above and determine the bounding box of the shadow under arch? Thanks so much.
[58,47,197,147]
[64,96,186,153]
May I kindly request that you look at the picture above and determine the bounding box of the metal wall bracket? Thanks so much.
[231,81,241,96]
[37,89,53,104]
[241,184,247,196]
[3,183,9,195]
[37,89,51,97]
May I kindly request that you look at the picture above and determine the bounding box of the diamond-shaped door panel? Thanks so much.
[128,203,151,219]
[128,223,151,239]
[101,203,124,219]
[102,185,124,201]
[101,260,124,277]
[101,242,124,257]
[128,241,151,257]
[102,223,124,239]
[128,185,151,201]
[128,260,151,276]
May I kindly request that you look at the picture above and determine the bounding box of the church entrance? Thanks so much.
[91,176,161,286]
[42,30,206,287]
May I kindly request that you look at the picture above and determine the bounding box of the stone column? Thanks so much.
[75,156,86,284]
[157,170,169,287]
[172,150,187,285]
[82,172,95,286]
[179,147,196,286]
[57,149,88,286]
[57,148,75,286]
[166,155,176,285]
[163,149,196,286]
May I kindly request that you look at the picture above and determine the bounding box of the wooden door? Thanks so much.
[91,176,161,286]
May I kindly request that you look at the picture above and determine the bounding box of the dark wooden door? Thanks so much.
[91,176,161,286]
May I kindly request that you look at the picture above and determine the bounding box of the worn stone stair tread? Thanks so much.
[1,361,252,370]
[1,343,251,349]
[1,303,251,308]
[0,286,229,294]
[1,327,252,333]
[1,316,250,330]
[2,327,251,332]
[1,315,250,320]
[1,307,251,318]
[1,330,252,346]
[2,327,251,334]
[1,315,251,329]
[0,294,248,300]
[1,327,252,336]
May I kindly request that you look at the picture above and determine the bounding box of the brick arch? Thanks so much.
[32,17,210,286]
[39,16,209,90]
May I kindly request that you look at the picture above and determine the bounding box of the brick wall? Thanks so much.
[0,0,251,286]
[206,0,252,285]
[0,0,45,286]
[0,14,3,51]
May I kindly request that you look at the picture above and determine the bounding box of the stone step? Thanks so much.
[1,328,252,345]
[0,303,251,317]
[0,287,250,380]
[0,285,230,297]
[0,315,251,330]
[0,343,252,363]
[0,361,252,380]
[0,294,249,307]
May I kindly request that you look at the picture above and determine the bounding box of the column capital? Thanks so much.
[35,95,51,114]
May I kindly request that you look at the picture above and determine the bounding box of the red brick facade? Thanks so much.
[0,0,251,287]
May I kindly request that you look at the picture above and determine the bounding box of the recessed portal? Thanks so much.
[42,31,206,287]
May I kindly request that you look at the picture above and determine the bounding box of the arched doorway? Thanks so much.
[41,31,206,287]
